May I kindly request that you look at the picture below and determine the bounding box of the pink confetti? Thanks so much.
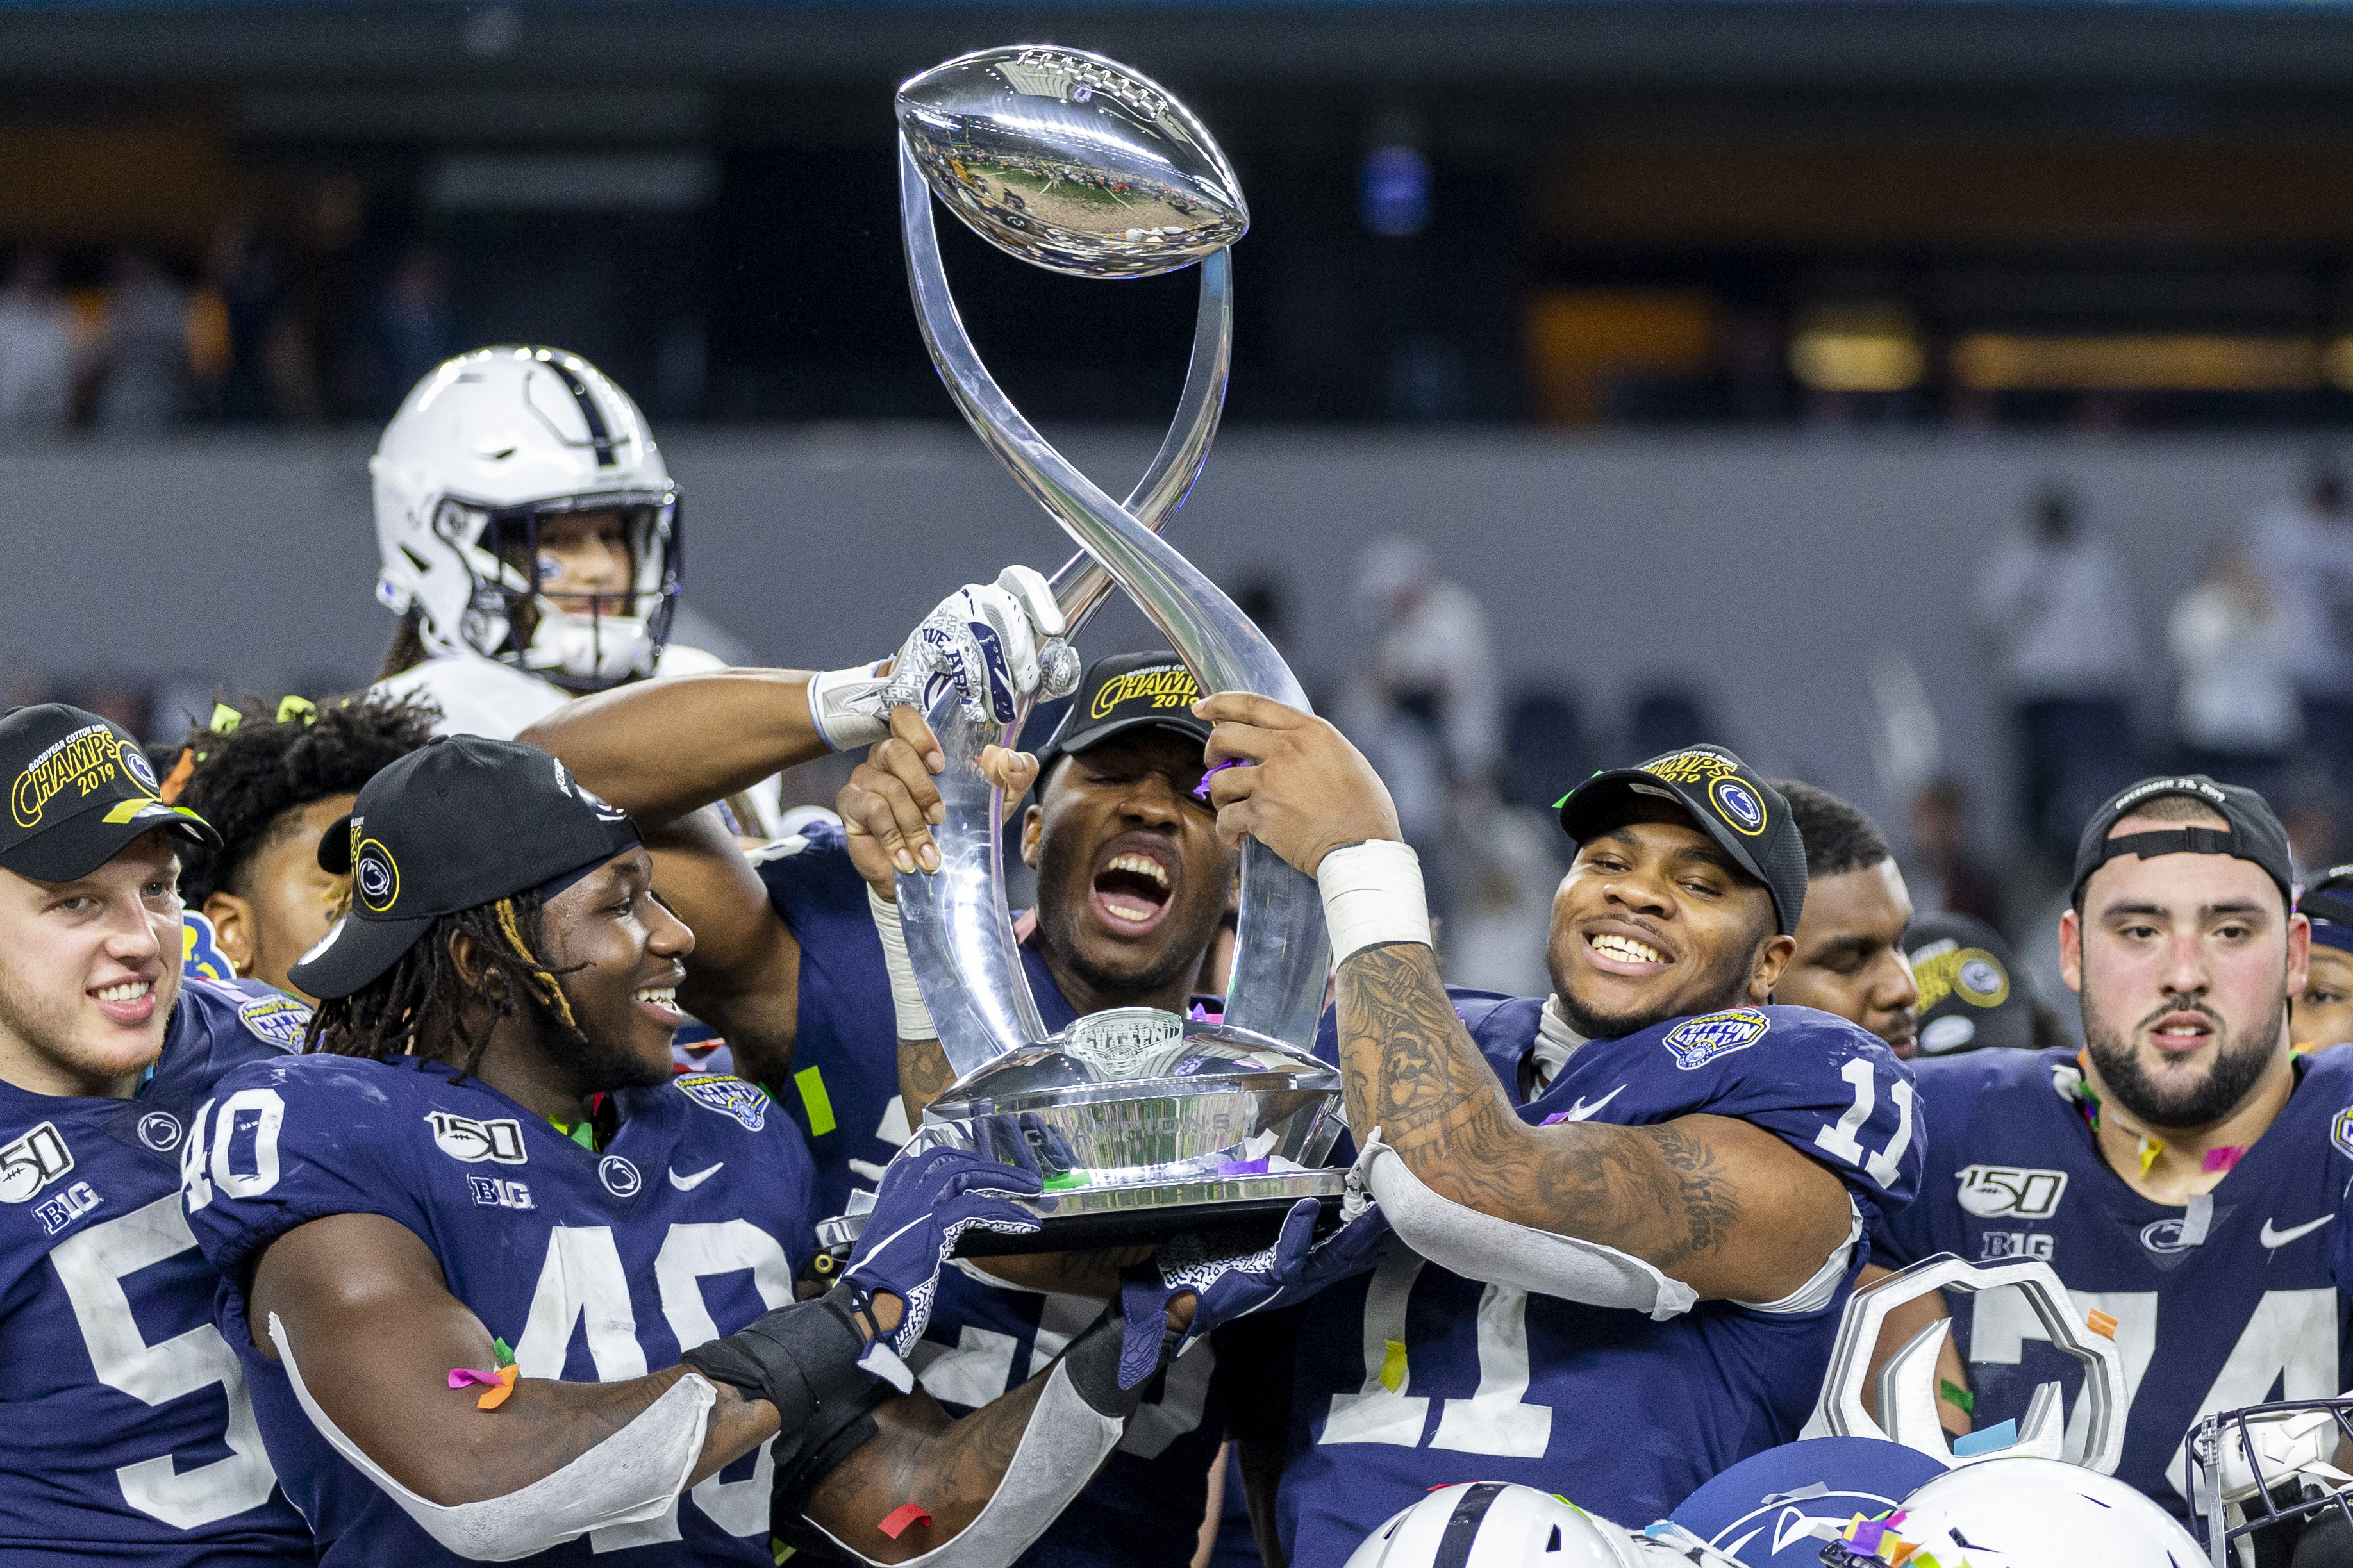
[448,1367,504,1391]
[2204,1146,2247,1173]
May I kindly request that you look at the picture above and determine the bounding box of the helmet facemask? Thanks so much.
[430,488,681,693]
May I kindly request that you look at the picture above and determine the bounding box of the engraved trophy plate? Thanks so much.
[824,45,1347,1252]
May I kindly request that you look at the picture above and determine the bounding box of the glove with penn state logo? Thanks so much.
[1115,1195,1397,1391]
[842,1141,1043,1358]
[806,566,1076,751]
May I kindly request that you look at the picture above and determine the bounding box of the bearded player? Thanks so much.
[1192,700,1920,1564]
[529,650,1246,1568]
[0,704,315,1564]
[181,735,1198,1565]
[1868,774,2353,1524]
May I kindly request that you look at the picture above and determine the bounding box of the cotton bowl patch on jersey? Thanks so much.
[1661,1009,1770,1070]
[676,1073,769,1132]
[236,993,312,1052]
[1667,1437,1945,1566]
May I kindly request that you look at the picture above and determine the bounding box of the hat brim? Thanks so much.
[1556,770,1777,898]
[1038,714,1215,774]
[285,909,439,1000]
[1,798,219,884]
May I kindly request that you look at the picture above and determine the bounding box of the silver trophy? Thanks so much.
[883,45,1345,1250]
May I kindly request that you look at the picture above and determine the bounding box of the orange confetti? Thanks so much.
[158,748,195,805]
[476,1364,520,1410]
[2086,1310,2118,1341]
[1888,1541,1922,1566]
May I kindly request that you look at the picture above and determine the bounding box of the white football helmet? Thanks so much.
[371,345,681,692]
[2188,1396,2353,1565]
[1345,1483,1663,1568]
[1820,1457,2204,1567]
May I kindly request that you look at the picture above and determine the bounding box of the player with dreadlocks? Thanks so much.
[181,734,1201,1567]
[165,692,438,999]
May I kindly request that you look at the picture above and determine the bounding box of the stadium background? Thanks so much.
[11,0,2353,1012]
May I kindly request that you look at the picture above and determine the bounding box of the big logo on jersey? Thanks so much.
[676,1073,768,1132]
[1955,1164,2068,1219]
[425,1111,528,1165]
[0,1121,72,1202]
[1661,1009,1770,1069]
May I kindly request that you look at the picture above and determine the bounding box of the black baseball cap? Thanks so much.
[1905,911,2036,1055]
[1554,744,1808,935]
[288,736,641,1000]
[2300,863,2353,953]
[0,704,218,882]
[2068,774,2294,909]
[1035,652,1213,779]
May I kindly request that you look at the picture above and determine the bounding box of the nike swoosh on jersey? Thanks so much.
[668,1161,724,1192]
[2259,1214,2335,1248]
[1565,1086,1625,1121]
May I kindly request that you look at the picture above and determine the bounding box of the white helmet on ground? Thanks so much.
[1345,1482,1664,1568]
[371,345,681,691]
[1821,1457,2204,1567]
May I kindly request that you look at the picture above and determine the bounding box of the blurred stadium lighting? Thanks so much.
[1788,305,1925,393]
[1952,334,2322,392]
[1361,146,1431,238]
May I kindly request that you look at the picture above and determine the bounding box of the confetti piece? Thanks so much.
[1849,1521,1888,1553]
[1887,1542,1923,1567]
[878,1505,932,1539]
[1842,1513,1867,1540]
[1190,759,1244,801]
[448,1367,505,1391]
[2137,1136,2164,1175]
[1219,1158,1270,1176]
[1379,1339,1408,1393]
[2086,1309,2118,1340]
[1937,1379,1975,1414]
[1541,1110,1575,1126]
[2204,1145,2247,1174]
[476,1364,520,1410]
[1950,1418,2017,1457]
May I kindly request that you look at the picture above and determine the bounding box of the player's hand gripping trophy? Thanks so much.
[875,45,1348,1250]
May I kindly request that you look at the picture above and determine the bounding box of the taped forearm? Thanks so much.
[869,887,937,1041]
[1357,1135,1699,1321]
[267,1312,712,1561]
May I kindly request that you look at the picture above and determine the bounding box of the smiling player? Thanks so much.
[1190,714,1919,1562]
[0,704,315,1564]
[1867,774,2353,1529]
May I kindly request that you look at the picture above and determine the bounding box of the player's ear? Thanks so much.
[1748,932,1796,1001]
[2057,907,2084,994]
[203,891,255,976]
[447,928,501,999]
[1021,804,1044,870]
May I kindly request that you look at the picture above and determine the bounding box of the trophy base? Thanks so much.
[813,1166,1350,1257]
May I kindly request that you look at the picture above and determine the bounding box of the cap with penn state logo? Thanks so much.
[0,703,219,882]
[288,735,640,1000]
[1554,744,1808,935]
[1035,651,1213,779]
[2299,862,2353,953]
[2068,773,2294,907]
[1904,911,2036,1055]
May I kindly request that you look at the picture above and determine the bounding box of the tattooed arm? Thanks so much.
[1334,941,1849,1301]
[799,1374,1054,1562]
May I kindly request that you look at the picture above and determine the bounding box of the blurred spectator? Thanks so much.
[2281,766,2341,882]
[2167,541,2297,803]
[2249,463,2353,788]
[1904,774,2004,930]
[208,213,281,423]
[1972,485,2143,861]
[1499,686,1589,810]
[60,673,154,741]
[1443,800,1564,998]
[0,249,78,439]
[1340,536,1499,918]
[376,247,456,411]
[92,251,189,435]
[1622,682,1715,764]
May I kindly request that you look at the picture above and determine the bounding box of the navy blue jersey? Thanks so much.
[1277,1003,1922,1567]
[0,975,314,1565]
[182,1052,820,1565]
[1875,1046,2353,1521]
[767,823,1229,1568]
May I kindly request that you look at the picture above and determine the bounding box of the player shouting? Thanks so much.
[182,736,1192,1565]
[1868,775,2353,1531]
[0,704,314,1564]
[1192,697,1921,1563]
[529,650,1250,1568]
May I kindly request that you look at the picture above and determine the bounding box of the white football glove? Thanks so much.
[807,566,1079,750]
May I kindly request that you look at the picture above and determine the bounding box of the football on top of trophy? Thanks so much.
[896,45,1249,278]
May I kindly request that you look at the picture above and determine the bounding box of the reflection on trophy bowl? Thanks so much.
[917,1009,1348,1250]
[896,45,1248,277]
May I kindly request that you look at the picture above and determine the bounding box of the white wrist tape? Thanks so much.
[795,1358,1121,1568]
[1355,1132,1699,1321]
[1317,840,1433,966]
[1731,1198,1859,1316]
[268,1312,712,1561]
[808,661,893,752]
[870,887,938,1041]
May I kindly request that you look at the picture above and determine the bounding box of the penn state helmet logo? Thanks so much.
[137,1111,183,1152]
[1709,776,1767,837]
[354,839,400,914]
[121,741,159,795]
[599,1155,643,1198]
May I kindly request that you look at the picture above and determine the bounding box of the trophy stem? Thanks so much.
[895,132,1333,1059]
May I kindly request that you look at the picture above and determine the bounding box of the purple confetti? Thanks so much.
[1219,1158,1270,1176]
[1192,759,1245,801]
